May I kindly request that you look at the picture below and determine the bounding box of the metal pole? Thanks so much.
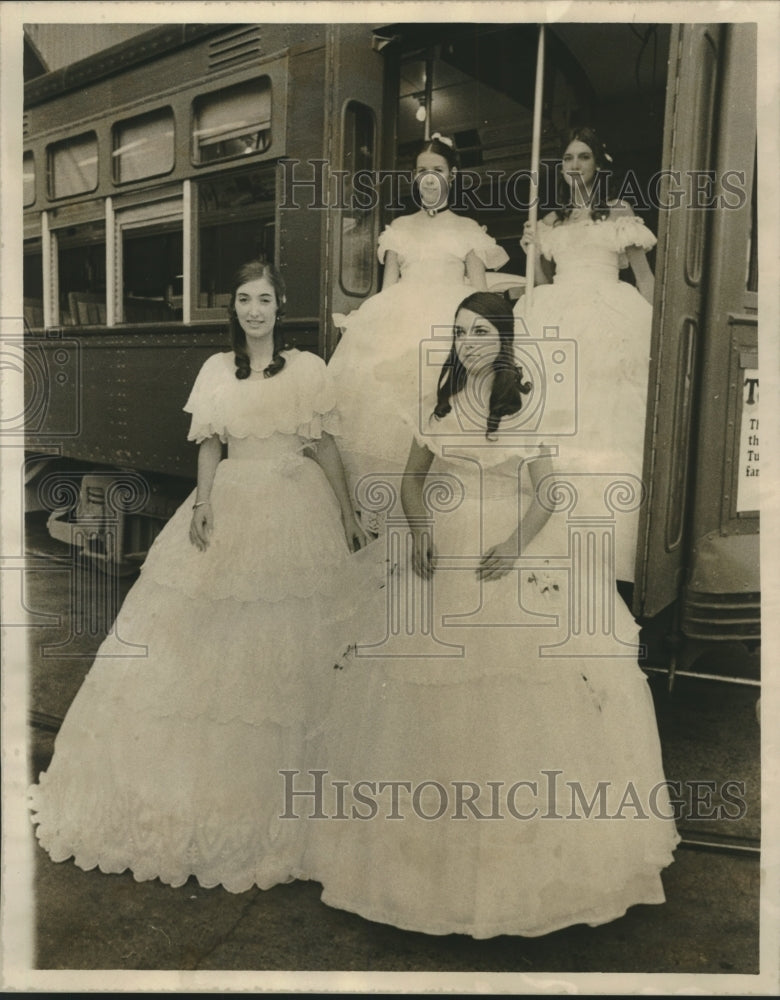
[525,25,545,315]
[423,48,434,141]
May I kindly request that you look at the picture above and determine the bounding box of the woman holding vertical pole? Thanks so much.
[517,117,656,586]
[300,26,676,940]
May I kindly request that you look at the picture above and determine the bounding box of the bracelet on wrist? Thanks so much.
[192,500,211,510]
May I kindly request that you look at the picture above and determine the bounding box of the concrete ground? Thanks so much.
[17,513,767,985]
[28,837,759,975]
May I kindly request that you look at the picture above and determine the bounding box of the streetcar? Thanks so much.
[21,20,759,683]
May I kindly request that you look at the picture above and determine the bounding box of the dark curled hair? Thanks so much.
[433,291,532,440]
[554,126,612,225]
[228,258,287,380]
[414,134,460,171]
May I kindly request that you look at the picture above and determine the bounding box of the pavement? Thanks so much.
[12,513,771,989]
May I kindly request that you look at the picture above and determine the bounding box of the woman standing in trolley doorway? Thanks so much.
[328,133,509,528]
[518,126,657,589]
[28,258,380,894]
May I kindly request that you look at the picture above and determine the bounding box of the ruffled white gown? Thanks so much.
[329,211,508,494]
[28,349,383,894]
[514,215,657,582]
[300,401,678,938]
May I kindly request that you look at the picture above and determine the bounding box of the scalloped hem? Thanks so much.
[31,828,299,895]
[307,864,674,939]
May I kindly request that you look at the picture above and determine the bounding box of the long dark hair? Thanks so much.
[433,291,531,440]
[228,258,287,380]
[554,126,612,224]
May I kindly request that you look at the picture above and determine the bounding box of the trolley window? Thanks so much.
[122,223,183,322]
[23,152,36,207]
[339,101,376,297]
[195,167,276,314]
[113,107,175,184]
[115,197,184,324]
[48,131,99,199]
[192,77,272,165]
[57,220,107,326]
[24,238,43,330]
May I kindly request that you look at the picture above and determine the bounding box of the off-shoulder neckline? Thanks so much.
[547,213,645,231]
[394,211,480,226]
[215,347,305,373]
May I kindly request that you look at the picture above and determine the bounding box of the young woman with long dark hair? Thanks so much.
[518,126,657,586]
[29,258,377,893]
[302,292,678,938]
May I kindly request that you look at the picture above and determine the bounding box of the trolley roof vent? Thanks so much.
[208,26,263,72]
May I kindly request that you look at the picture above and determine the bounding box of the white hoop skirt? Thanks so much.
[29,352,387,893]
[515,215,657,582]
[298,422,678,937]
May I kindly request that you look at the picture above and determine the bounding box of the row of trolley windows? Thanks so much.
[24,99,377,328]
[23,76,272,206]
[24,166,277,328]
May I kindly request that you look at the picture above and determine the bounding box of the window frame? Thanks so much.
[23,151,36,207]
[52,218,109,328]
[25,55,289,213]
[189,165,277,323]
[337,99,378,299]
[23,235,44,330]
[190,75,273,169]
[111,105,177,186]
[47,130,100,200]
[112,194,186,326]
[25,53,291,329]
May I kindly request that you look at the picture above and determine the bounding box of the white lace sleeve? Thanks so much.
[377,218,407,263]
[292,352,342,441]
[536,223,558,262]
[611,214,657,253]
[461,219,510,271]
[183,353,230,444]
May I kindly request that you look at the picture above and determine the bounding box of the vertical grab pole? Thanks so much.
[525,24,546,315]
[423,47,434,141]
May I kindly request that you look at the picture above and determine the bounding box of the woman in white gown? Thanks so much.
[301,291,678,938]
[28,259,377,894]
[328,134,509,513]
[517,126,657,585]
